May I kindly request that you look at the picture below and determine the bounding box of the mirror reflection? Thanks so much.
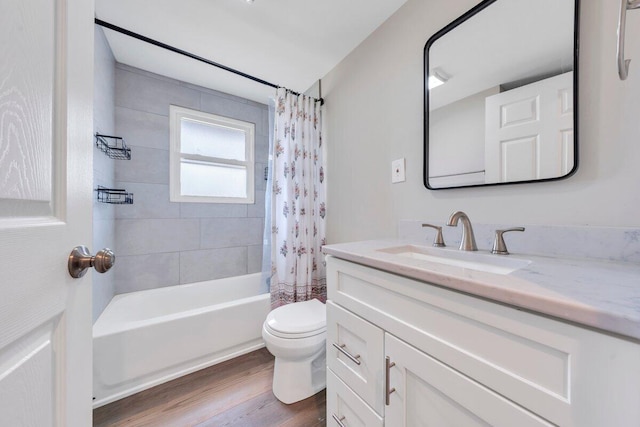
[424,0,578,189]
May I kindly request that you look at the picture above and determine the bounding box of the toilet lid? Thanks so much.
[265,299,326,337]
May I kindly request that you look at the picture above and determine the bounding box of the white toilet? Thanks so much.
[262,298,326,404]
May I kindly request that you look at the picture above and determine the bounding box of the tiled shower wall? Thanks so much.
[113,64,269,294]
[93,26,116,322]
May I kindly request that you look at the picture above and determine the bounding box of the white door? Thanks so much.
[384,334,550,427]
[0,0,94,426]
[484,72,574,184]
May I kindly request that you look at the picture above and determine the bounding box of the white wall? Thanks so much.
[429,86,499,178]
[322,0,640,244]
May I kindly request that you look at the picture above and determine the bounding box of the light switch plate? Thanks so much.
[392,158,406,183]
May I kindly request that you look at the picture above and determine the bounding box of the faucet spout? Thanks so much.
[447,211,478,251]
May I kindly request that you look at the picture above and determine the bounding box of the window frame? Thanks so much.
[169,105,255,204]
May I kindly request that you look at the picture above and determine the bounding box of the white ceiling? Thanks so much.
[95,0,408,104]
[429,0,575,110]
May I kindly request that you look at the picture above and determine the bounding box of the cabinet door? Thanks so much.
[326,301,385,414]
[326,369,383,427]
[385,334,552,427]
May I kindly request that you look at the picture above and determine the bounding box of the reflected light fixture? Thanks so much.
[428,69,449,89]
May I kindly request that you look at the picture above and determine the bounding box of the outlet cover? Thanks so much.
[392,158,406,183]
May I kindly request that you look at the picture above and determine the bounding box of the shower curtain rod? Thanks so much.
[95,18,324,105]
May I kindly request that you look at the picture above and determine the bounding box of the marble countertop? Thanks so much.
[323,239,640,341]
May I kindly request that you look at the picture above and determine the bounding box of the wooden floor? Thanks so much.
[93,348,326,427]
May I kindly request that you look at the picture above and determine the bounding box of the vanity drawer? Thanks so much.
[326,369,383,427]
[326,301,384,415]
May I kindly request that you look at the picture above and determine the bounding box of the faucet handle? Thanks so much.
[422,223,446,247]
[492,227,525,255]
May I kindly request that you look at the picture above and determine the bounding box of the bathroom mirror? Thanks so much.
[424,0,579,189]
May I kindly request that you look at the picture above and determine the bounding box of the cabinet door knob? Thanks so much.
[385,356,396,405]
[68,245,115,278]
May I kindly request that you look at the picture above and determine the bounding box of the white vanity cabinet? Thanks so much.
[325,255,640,427]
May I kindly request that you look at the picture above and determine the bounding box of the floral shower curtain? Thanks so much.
[267,88,326,308]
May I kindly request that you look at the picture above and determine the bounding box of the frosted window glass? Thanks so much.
[169,105,254,203]
[180,160,247,198]
[180,119,246,160]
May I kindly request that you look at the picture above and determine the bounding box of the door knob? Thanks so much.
[68,246,115,278]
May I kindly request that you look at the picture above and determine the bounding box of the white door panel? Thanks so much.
[485,72,573,183]
[0,0,94,425]
[385,334,552,427]
[500,136,538,182]
[0,322,57,426]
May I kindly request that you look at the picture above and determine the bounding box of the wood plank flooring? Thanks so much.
[93,348,326,427]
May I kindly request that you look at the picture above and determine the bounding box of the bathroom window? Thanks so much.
[169,105,255,204]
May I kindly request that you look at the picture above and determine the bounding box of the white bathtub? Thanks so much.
[92,273,270,407]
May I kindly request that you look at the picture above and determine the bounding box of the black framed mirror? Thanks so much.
[424,0,580,190]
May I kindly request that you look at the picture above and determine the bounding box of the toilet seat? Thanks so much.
[264,299,326,339]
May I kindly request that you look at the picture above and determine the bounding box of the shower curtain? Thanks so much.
[265,88,326,308]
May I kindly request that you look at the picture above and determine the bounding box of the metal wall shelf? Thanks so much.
[96,186,134,205]
[95,133,131,160]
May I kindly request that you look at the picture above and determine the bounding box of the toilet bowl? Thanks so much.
[262,299,326,404]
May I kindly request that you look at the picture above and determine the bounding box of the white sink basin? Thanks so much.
[378,245,531,275]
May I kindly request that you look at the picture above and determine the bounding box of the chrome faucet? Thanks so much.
[422,223,446,247]
[447,211,477,251]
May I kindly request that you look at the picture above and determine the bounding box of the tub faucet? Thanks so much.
[447,211,477,251]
